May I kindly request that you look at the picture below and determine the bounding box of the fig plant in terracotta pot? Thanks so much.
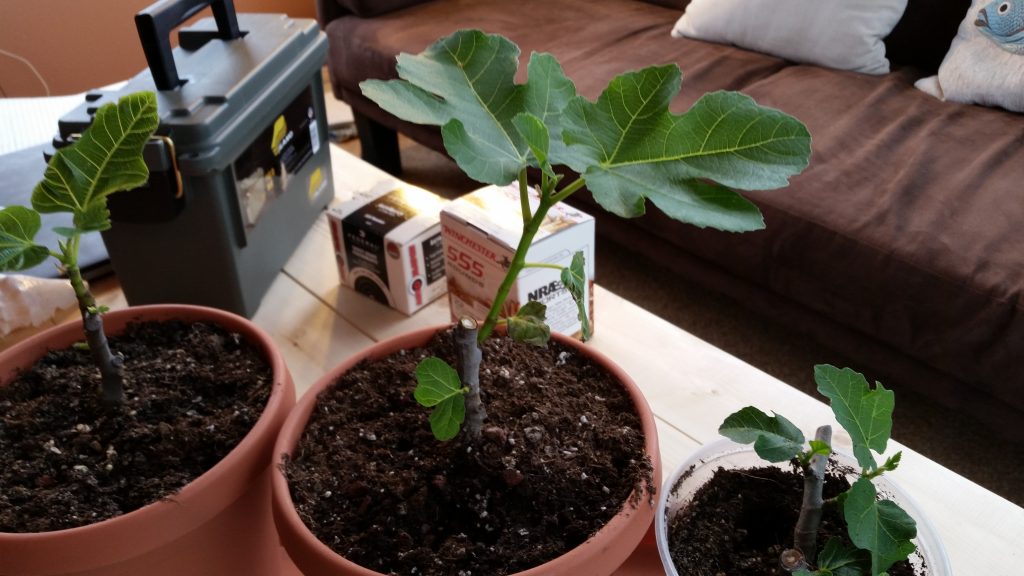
[655,365,952,576]
[0,92,295,576]
[272,29,811,576]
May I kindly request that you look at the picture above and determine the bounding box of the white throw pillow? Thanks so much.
[915,0,1024,112]
[671,0,909,75]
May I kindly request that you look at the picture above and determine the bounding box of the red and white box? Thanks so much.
[328,181,448,315]
[440,184,595,339]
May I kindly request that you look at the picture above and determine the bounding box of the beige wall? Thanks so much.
[0,0,317,97]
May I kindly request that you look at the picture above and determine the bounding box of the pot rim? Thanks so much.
[0,304,295,572]
[654,437,953,576]
[273,323,662,576]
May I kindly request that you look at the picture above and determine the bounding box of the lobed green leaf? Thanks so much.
[32,91,158,233]
[0,206,49,271]
[815,364,895,471]
[361,31,577,186]
[719,406,805,462]
[507,300,550,346]
[522,52,576,162]
[362,31,809,232]
[559,251,591,341]
[844,478,917,575]
[560,74,810,231]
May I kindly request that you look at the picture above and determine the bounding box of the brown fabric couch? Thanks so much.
[316,0,1024,439]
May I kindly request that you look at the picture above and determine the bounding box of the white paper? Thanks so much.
[0,81,128,156]
[0,274,77,337]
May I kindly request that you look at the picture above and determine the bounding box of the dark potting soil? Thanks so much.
[285,329,655,576]
[0,320,271,533]
[667,465,920,576]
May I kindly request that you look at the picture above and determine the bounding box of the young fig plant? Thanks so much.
[360,29,811,441]
[0,91,159,405]
[719,364,916,576]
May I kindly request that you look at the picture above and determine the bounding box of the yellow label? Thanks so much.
[308,167,324,200]
[271,115,287,155]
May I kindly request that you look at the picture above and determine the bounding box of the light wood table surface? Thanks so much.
[4,145,1021,574]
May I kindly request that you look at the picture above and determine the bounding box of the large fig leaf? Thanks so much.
[815,364,894,471]
[560,68,810,232]
[0,206,49,271]
[361,30,575,185]
[32,91,158,233]
[845,477,917,575]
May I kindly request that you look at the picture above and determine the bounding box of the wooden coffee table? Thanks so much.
[5,145,1021,574]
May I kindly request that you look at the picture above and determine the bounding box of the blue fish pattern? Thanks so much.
[975,0,1024,54]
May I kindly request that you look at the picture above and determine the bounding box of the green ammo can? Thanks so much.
[53,0,333,317]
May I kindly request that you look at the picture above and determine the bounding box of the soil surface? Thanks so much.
[285,329,655,575]
[0,320,271,532]
[667,464,920,575]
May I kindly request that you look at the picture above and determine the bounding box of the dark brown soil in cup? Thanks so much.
[667,464,920,575]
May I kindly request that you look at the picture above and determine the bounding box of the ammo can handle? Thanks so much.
[135,0,243,91]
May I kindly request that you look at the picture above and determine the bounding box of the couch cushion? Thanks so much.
[915,0,1024,113]
[671,0,908,75]
[635,63,1024,412]
[326,0,791,114]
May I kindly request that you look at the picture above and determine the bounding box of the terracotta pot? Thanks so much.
[655,439,952,576]
[0,305,295,576]
[273,324,662,576]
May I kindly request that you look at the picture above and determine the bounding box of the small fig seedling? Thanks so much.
[719,364,917,576]
[0,91,159,404]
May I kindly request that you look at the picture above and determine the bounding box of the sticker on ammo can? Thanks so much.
[232,88,320,229]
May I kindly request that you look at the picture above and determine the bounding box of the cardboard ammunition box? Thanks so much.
[440,184,595,339]
[328,181,448,314]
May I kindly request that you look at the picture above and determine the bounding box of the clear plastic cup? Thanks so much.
[655,438,952,576]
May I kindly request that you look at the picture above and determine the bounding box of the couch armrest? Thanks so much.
[315,0,435,27]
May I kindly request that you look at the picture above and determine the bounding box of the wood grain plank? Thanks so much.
[654,417,700,480]
[251,274,375,398]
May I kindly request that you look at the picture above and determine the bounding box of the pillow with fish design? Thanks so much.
[916,0,1024,111]
[671,0,908,74]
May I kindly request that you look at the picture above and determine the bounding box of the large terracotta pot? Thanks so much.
[273,325,662,576]
[0,305,295,576]
[655,439,952,576]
